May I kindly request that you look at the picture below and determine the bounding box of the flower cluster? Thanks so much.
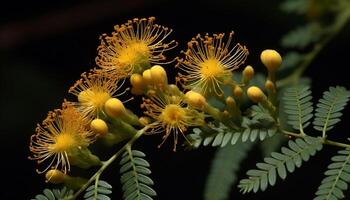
[29,17,283,187]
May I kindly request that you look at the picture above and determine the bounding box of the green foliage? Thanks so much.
[204,142,254,200]
[188,120,277,148]
[280,51,304,70]
[283,85,313,133]
[314,148,350,200]
[281,23,322,49]
[238,137,323,193]
[280,0,309,14]
[84,180,112,200]
[31,187,73,200]
[313,86,350,134]
[119,148,156,200]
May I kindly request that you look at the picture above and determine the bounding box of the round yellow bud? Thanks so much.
[45,169,65,184]
[150,65,167,81]
[150,65,168,89]
[225,96,236,108]
[233,86,243,98]
[247,86,266,103]
[142,69,153,85]
[90,119,108,136]
[265,80,275,91]
[78,89,93,103]
[104,98,125,118]
[260,49,282,71]
[185,91,207,109]
[243,65,255,80]
[130,74,144,89]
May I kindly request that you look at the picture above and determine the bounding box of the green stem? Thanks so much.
[68,125,151,200]
[277,7,350,88]
[281,129,350,149]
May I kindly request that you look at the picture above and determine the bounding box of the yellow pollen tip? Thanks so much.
[104,98,125,118]
[260,49,282,71]
[90,119,109,136]
[45,169,66,184]
[247,86,266,103]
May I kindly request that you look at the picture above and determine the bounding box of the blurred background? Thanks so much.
[1,0,350,199]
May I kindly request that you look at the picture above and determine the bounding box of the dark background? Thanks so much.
[1,0,350,199]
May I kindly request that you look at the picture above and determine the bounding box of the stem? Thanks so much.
[68,125,150,200]
[281,130,350,149]
[277,7,350,88]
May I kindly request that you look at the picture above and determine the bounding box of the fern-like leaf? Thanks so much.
[120,147,156,200]
[84,180,112,200]
[313,86,350,134]
[283,85,313,134]
[32,187,73,200]
[314,148,350,200]
[238,137,323,193]
[281,23,322,49]
[204,141,254,200]
[188,121,277,148]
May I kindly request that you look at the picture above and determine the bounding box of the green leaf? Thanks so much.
[280,0,309,14]
[32,187,73,200]
[314,147,350,200]
[281,23,322,49]
[84,180,112,200]
[204,142,253,200]
[283,85,313,133]
[119,148,156,200]
[313,86,350,135]
[238,137,323,193]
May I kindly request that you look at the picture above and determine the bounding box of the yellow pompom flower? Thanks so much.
[142,94,204,151]
[96,17,177,78]
[177,31,249,96]
[69,71,125,119]
[29,103,95,174]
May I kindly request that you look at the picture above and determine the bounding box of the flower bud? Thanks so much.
[225,96,236,108]
[45,169,66,184]
[260,49,282,71]
[242,65,254,83]
[90,119,108,136]
[130,73,144,89]
[142,69,153,85]
[150,65,168,89]
[247,86,266,103]
[265,80,275,91]
[233,86,243,98]
[78,89,93,103]
[104,98,125,118]
[185,91,207,109]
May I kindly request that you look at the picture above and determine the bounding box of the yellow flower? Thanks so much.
[177,31,249,96]
[142,94,204,151]
[29,103,94,174]
[69,71,124,119]
[96,17,177,78]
